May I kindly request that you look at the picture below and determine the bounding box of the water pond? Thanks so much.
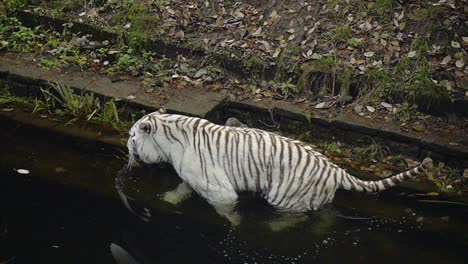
[0,117,467,264]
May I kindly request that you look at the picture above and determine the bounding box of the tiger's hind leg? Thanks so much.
[162,182,193,205]
[212,202,241,226]
[204,189,241,226]
[268,213,308,232]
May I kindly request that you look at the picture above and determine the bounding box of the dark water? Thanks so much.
[0,118,467,264]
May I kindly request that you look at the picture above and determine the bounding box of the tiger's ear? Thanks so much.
[138,121,152,134]
[158,107,166,114]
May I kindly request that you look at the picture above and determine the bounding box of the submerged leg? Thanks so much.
[268,213,308,232]
[162,182,193,205]
[212,202,241,226]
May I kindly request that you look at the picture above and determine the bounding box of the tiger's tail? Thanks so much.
[340,157,433,192]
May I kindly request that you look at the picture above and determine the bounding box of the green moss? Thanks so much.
[338,68,354,104]
[274,45,301,83]
[311,56,337,72]
[368,0,395,18]
[332,23,352,43]
[296,56,337,94]
[347,37,362,48]
[412,5,447,23]
[245,55,264,76]
[108,1,163,50]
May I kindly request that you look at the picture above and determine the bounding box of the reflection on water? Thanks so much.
[110,243,140,264]
[0,117,467,263]
[116,167,151,222]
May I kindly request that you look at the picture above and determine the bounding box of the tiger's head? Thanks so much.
[127,107,169,167]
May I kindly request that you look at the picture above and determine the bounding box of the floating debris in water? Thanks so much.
[15,169,30,175]
[55,167,67,173]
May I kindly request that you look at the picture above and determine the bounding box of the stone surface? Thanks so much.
[0,54,225,118]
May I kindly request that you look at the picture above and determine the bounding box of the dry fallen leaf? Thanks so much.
[440,55,451,65]
[363,51,374,57]
[16,169,30,174]
[451,41,460,49]
[455,59,465,68]
[356,59,366,65]
[366,105,375,112]
[407,51,416,58]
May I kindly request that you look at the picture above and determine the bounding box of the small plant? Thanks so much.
[108,48,142,75]
[246,56,264,76]
[429,162,462,193]
[355,138,389,161]
[97,100,122,129]
[141,50,156,62]
[42,82,100,120]
[1,0,27,15]
[270,80,298,99]
[324,143,341,155]
[411,35,429,57]
[331,23,352,43]
[9,24,41,52]
[366,0,395,20]
[40,58,61,69]
[274,45,301,83]
[347,37,362,48]
[305,111,312,123]
[109,1,164,50]
[412,4,446,30]
[207,65,224,80]
[394,102,417,122]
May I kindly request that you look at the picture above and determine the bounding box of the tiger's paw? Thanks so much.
[226,212,241,227]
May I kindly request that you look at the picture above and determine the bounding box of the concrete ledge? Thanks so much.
[0,54,226,118]
[1,53,467,167]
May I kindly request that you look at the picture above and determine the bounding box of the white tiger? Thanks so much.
[127,108,433,225]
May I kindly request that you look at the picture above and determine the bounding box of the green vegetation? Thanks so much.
[107,47,142,75]
[324,143,341,155]
[0,17,41,52]
[331,23,352,43]
[355,139,389,161]
[394,102,417,122]
[411,4,447,31]
[0,0,27,16]
[246,56,264,76]
[40,82,124,128]
[429,162,463,194]
[365,0,395,19]
[411,35,429,57]
[296,56,337,95]
[108,0,164,50]
[275,45,301,83]
[338,68,353,104]
[50,0,82,14]
[347,37,362,48]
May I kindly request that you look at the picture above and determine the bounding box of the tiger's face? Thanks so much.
[127,108,167,167]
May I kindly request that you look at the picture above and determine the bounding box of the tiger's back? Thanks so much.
[128,111,433,224]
